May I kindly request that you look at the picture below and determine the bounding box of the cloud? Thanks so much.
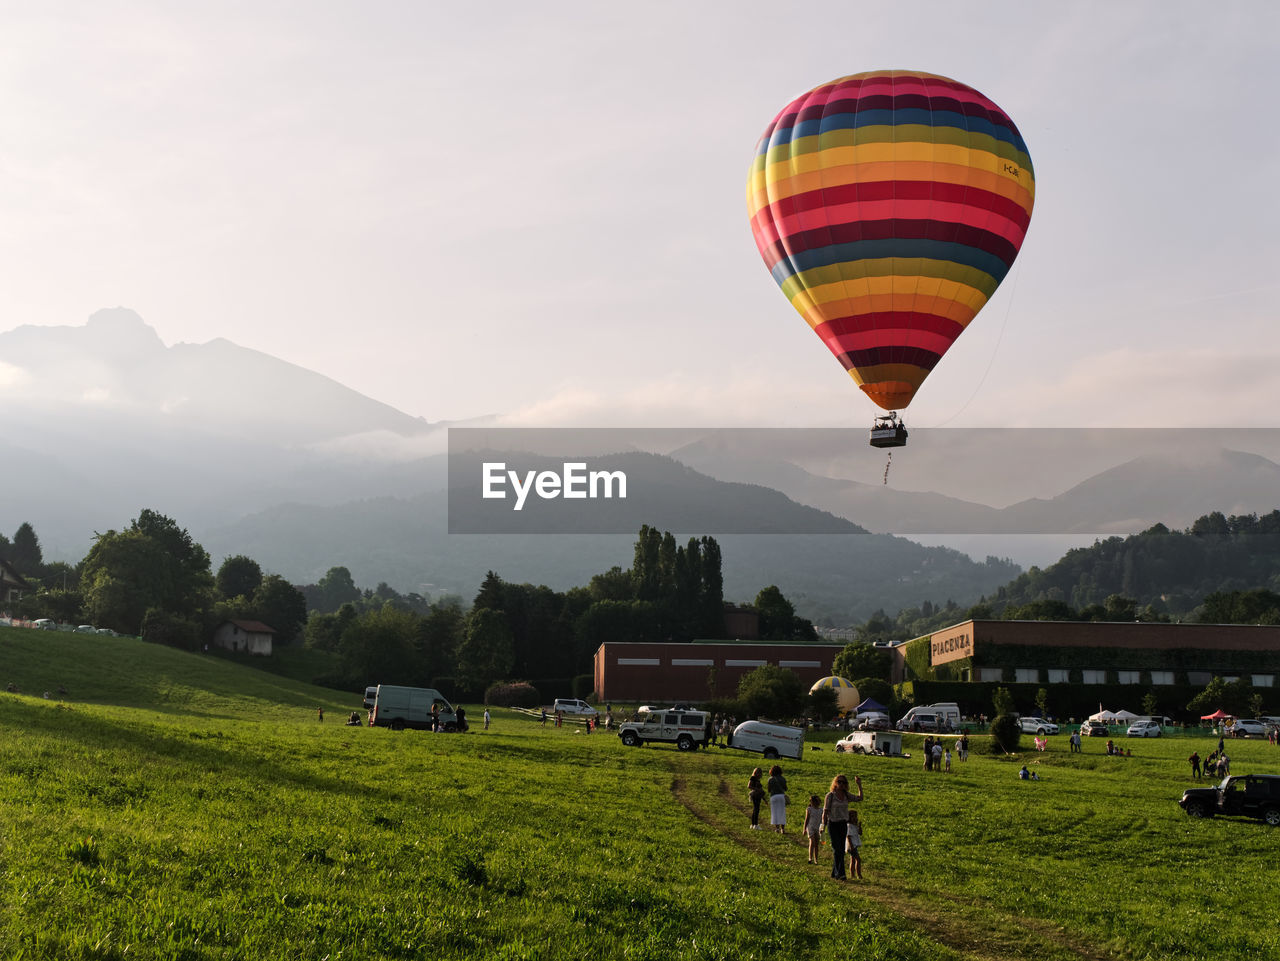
[0,362,31,389]
[950,348,1280,428]
[494,372,863,429]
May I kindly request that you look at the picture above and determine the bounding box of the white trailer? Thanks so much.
[836,730,905,756]
[729,720,805,760]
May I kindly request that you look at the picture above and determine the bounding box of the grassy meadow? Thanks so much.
[2,627,1278,961]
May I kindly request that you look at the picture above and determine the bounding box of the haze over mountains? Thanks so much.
[3,310,1277,622]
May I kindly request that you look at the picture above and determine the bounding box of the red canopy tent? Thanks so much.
[1200,709,1231,720]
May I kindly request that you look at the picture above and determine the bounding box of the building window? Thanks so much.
[671,658,714,667]
[978,667,1003,682]
[1116,671,1140,685]
[779,660,821,668]
[1253,675,1274,688]
[618,658,660,666]
[725,659,766,668]
[1047,669,1069,684]
[1187,671,1212,685]
[1014,668,1039,684]
[1081,669,1106,685]
[1150,671,1174,686]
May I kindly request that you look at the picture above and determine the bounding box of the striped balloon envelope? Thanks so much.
[747,70,1035,412]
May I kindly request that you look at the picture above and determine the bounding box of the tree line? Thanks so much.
[0,515,816,700]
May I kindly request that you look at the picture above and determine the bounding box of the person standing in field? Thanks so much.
[821,774,863,880]
[1188,751,1201,778]
[767,764,788,833]
[846,809,864,880]
[317,706,324,722]
[802,795,823,864]
[483,708,491,730]
[747,768,766,830]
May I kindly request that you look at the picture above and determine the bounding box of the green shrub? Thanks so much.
[990,713,1021,753]
[484,680,541,708]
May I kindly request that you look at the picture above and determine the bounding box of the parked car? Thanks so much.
[1018,717,1059,735]
[31,618,56,630]
[898,712,939,732]
[1232,719,1269,738]
[1080,719,1109,737]
[362,685,378,710]
[855,712,890,731]
[1126,719,1163,738]
[1180,774,1280,825]
[552,698,598,716]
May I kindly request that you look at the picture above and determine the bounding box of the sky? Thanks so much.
[2,0,1278,433]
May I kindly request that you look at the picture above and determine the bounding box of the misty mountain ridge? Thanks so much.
[2,309,1276,621]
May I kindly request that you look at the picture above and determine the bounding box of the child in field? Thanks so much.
[845,810,864,880]
[802,795,823,863]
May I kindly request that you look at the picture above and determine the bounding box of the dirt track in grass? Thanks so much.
[671,772,1121,961]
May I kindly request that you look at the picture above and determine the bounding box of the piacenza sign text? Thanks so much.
[482,462,628,511]
[931,632,972,662]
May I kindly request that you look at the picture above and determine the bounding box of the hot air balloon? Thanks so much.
[747,70,1035,447]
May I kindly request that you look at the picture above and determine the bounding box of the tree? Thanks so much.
[305,602,358,652]
[339,606,422,686]
[10,522,43,574]
[832,643,893,683]
[754,585,817,641]
[80,512,214,633]
[852,677,893,709]
[1141,690,1158,717]
[217,555,263,600]
[1034,687,1049,718]
[806,686,840,723]
[251,575,307,644]
[755,586,796,640]
[992,687,1015,717]
[457,608,515,693]
[321,567,363,613]
[737,664,805,720]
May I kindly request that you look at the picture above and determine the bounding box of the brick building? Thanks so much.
[593,640,846,703]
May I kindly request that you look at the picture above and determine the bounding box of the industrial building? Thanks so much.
[593,640,846,703]
[907,619,1280,687]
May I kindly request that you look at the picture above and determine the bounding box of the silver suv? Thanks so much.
[1018,717,1059,735]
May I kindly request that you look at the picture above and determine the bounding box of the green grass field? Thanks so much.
[2,626,1277,960]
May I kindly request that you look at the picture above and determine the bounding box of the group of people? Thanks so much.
[1193,749,1230,778]
[921,734,968,772]
[747,766,866,881]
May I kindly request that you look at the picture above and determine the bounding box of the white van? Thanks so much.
[729,720,804,760]
[900,702,961,731]
[371,685,464,731]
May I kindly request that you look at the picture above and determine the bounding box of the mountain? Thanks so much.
[0,309,450,555]
[670,437,1280,536]
[10,309,1275,625]
[202,485,1021,624]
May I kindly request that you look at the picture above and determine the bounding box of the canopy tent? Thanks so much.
[1112,710,1140,721]
[1088,709,1122,723]
[1200,709,1232,720]
[855,698,887,714]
